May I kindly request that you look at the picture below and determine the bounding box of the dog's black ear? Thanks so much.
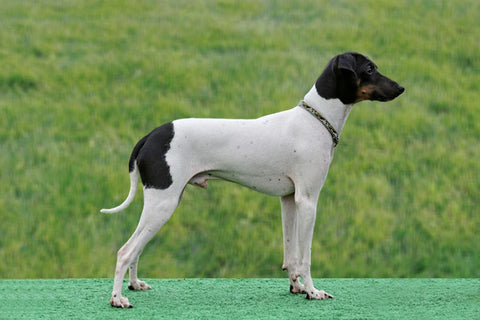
[333,53,356,75]
[316,53,360,103]
[332,53,358,104]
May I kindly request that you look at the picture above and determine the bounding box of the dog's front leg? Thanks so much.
[295,193,333,300]
[281,194,305,294]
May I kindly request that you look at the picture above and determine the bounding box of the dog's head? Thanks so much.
[316,52,404,104]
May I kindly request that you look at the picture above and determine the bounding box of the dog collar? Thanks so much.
[299,100,339,147]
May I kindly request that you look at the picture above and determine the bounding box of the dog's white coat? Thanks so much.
[107,86,352,307]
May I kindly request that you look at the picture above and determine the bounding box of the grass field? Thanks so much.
[0,0,479,281]
[1,278,479,319]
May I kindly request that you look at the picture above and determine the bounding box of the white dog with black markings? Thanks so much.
[102,52,404,308]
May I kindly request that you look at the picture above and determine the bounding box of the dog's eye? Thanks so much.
[366,64,374,75]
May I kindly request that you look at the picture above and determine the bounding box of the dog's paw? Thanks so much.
[305,289,333,300]
[110,295,133,308]
[290,284,306,294]
[128,280,152,291]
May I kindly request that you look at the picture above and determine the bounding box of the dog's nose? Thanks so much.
[397,84,405,94]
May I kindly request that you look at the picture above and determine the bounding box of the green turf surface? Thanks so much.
[0,279,478,319]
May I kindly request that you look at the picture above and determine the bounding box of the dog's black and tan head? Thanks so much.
[316,52,404,104]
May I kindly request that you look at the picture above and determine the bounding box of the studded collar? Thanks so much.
[299,100,339,147]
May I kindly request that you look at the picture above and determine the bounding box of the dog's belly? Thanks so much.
[189,171,295,196]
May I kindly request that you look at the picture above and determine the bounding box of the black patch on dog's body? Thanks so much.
[129,136,148,172]
[133,122,175,189]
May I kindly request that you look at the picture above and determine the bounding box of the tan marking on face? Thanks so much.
[355,84,377,102]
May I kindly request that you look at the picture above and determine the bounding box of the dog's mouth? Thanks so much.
[372,84,405,102]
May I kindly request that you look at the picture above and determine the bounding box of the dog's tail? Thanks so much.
[100,135,148,214]
[100,164,139,214]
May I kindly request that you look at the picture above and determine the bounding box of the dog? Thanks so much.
[102,52,404,308]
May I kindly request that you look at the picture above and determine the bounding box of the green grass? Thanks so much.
[0,0,479,280]
[1,278,479,319]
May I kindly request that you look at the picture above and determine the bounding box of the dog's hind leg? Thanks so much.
[110,188,179,308]
[128,253,151,291]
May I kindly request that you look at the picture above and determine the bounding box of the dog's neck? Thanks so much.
[303,85,353,135]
